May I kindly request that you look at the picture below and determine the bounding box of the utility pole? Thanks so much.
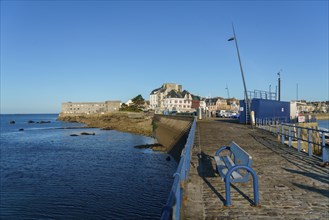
[277,70,282,101]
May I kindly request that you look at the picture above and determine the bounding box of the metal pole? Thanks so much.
[288,127,292,147]
[281,125,285,144]
[296,84,298,101]
[226,84,230,99]
[278,72,281,101]
[231,24,253,128]
[297,127,301,151]
[308,129,312,156]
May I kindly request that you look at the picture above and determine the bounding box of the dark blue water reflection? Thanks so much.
[0,114,176,219]
[318,120,329,130]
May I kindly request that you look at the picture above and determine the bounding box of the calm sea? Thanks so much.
[0,114,176,219]
[318,119,329,130]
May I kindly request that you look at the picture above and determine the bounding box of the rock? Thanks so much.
[10,121,15,124]
[28,120,35,124]
[128,113,144,119]
[80,132,95,135]
[101,126,113,130]
[70,134,79,136]
[134,143,166,151]
[319,162,329,167]
[40,121,51,124]
[18,128,24,131]
[57,112,153,136]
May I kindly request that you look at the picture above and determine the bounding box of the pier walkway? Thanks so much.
[182,119,329,219]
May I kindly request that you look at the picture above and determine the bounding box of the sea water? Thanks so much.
[318,119,329,130]
[0,114,176,219]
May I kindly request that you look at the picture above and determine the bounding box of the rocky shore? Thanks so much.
[58,112,154,136]
[58,112,194,158]
[315,113,329,120]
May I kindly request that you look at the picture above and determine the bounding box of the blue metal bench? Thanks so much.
[214,141,260,206]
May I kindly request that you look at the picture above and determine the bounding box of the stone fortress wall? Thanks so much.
[61,100,121,114]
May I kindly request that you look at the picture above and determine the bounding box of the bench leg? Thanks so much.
[225,178,232,206]
[224,165,260,207]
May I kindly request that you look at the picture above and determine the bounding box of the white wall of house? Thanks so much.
[290,101,298,119]
[150,93,158,109]
[163,97,192,112]
[125,99,133,106]
[162,93,193,112]
[149,83,182,111]
[199,100,206,109]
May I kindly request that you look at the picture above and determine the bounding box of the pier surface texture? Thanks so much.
[182,119,329,220]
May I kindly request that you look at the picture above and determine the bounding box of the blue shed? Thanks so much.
[239,98,290,124]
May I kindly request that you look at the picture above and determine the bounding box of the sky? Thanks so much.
[1,0,328,114]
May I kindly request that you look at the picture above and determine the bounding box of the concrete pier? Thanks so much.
[182,119,329,219]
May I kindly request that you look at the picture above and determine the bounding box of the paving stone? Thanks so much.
[182,119,329,219]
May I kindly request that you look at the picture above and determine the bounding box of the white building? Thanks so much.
[150,87,161,109]
[199,100,206,110]
[149,83,182,111]
[163,90,193,112]
[125,99,134,106]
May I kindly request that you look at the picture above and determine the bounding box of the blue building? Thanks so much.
[239,98,290,124]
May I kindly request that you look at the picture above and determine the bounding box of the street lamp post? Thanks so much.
[228,24,253,128]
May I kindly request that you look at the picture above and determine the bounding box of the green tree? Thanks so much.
[131,95,145,106]
[119,95,145,112]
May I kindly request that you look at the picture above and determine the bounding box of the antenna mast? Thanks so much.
[225,84,230,99]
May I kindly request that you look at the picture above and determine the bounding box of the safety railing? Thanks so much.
[161,118,196,220]
[247,90,277,100]
[256,118,329,162]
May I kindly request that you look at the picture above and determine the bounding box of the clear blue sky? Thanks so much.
[1,0,328,113]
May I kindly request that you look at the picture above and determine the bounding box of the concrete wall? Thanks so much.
[153,115,194,161]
